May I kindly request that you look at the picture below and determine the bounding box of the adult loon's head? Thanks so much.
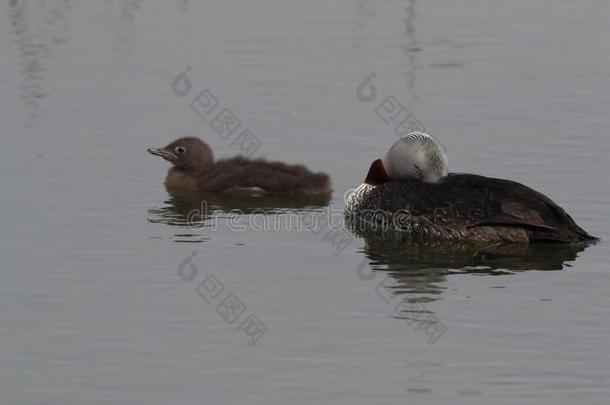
[346,132,448,212]
[381,132,448,183]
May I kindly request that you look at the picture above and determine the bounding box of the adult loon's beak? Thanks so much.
[364,159,391,186]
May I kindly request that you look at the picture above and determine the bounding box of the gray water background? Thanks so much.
[1,1,610,404]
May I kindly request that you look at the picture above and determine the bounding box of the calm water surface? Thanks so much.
[1,1,609,404]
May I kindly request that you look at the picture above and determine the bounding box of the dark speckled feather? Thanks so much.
[194,156,331,193]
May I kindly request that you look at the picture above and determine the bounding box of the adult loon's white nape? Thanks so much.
[382,132,448,183]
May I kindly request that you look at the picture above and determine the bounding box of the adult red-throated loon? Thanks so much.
[346,132,596,243]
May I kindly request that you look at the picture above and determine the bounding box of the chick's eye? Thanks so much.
[175,146,186,154]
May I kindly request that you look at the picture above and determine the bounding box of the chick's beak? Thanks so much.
[147,148,176,161]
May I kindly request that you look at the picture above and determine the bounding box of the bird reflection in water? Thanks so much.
[353,227,594,303]
[115,0,143,54]
[350,229,593,343]
[147,187,332,241]
[9,0,72,126]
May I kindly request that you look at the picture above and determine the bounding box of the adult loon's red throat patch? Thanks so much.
[364,159,391,186]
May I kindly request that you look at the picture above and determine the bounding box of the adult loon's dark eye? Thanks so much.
[175,146,186,154]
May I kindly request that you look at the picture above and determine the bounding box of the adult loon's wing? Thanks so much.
[363,173,595,243]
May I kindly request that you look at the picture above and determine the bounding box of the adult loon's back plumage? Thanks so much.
[346,172,596,243]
